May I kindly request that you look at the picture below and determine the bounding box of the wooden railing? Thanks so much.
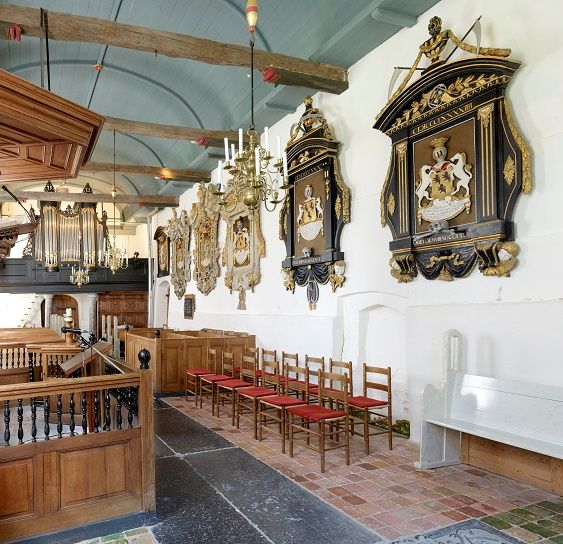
[0,350,154,543]
[0,342,26,370]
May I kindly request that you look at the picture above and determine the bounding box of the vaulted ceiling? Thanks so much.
[0,0,438,221]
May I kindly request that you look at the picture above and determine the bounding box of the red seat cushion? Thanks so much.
[259,395,307,407]
[255,370,263,377]
[201,374,231,383]
[233,367,241,373]
[349,396,388,408]
[218,379,251,389]
[287,405,346,421]
[186,368,214,376]
[237,387,274,398]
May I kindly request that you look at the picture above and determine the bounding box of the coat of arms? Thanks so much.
[416,137,472,224]
[233,218,250,267]
[297,184,324,241]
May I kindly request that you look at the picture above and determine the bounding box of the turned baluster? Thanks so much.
[17,399,23,444]
[28,351,34,382]
[0,349,4,370]
[49,356,54,378]
[4,400,10,446]
[56,394,63,438]
[116,389,123,430]
[30,397,37,442]
[104,390,111,431]
[93,390,100,432]
[69,393,75,436]
[17,348,21,368]
[44,396,50,440]
[127,387,134,428]
[81,392,87,435]
[11,348,14,369]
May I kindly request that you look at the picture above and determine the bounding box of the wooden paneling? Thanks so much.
[461,433,563,495]
[160,339,184,392]
[52,295,79,327]
[0,430,143,542]
[0,458,34,519]
[98,291,148,336]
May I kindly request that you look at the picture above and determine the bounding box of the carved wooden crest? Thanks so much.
[166,208,191,299]
[190,183,221,295]
[221,188,265,310]
[280,97,350,309]
[153,226,170,278]
[374,17,531,282]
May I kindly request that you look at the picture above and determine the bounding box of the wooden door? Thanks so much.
[160,340,185,393]
[52,295,79,327]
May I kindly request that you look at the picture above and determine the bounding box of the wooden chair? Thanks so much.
[282,352,305,398]
[216,354,253,425]
[199,352,232,415]
[235,355,275,438]
[260,349,278,390]
[304,355,325,400]
[287,369,351,473]
[185,348,216,404]
[258,363,308,453]
[349,364,392,454]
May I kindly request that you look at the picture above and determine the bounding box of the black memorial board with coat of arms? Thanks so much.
[374,16,531,282]
[279,97,350,309]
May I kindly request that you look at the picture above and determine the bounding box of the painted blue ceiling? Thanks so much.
[0,0,439,219]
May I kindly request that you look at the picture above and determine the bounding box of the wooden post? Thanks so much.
[138,349,155,511]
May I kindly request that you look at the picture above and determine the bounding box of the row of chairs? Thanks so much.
[186,348,392,473]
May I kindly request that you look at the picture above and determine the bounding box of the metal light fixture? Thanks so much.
[70,262,90,287]
[215,0,291,212]
[101,130,128,274]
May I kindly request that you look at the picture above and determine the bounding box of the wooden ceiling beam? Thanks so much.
[103,117,247,148]
[81,162,210,182]
[0,189,179,207]
[0,5,348,94]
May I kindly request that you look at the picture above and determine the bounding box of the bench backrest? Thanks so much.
[448,372,563,445]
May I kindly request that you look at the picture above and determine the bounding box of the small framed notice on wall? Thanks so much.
[184,294,195,319]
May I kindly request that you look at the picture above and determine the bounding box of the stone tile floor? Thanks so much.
[164,395,562,543]
[76,527,157,544]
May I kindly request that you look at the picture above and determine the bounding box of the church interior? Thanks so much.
[0,1,561,543]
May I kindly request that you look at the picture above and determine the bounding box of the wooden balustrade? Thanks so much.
[0,350,154,542]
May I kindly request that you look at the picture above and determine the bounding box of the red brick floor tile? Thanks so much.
[442,510,470,521]
[342,495,367,506]
[377,526,406,540]
[458,505,487,517]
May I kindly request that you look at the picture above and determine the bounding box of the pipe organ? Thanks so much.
[33,182,109,271]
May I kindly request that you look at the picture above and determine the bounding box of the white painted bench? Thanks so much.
[416,330,563,469]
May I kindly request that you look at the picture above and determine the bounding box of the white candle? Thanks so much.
[65,307,72,317]
[224,137,229,162]
[231,143,236,163]
[238,128,243,155]
[264,126,269,155]
[255,146,260,174]
[217,160,223,190]
[283,151,288,177]
[277,136,281,160]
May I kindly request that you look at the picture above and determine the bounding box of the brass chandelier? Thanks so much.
[101,130,128,273]
[70,261,90,287]
[215,0,291,212]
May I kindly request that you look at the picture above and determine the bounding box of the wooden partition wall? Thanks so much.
[0,355,154,542]
[124,329,256,394]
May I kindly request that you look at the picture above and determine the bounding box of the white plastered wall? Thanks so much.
[152,0,563,442]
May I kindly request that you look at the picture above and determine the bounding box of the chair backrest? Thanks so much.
[282,351,299,369]
[262,358,280,390]
[208,348,218,373]
[284,363,308,395]
[240,354,259,385]
[222,351,235,376]
[261,348,277,367]
[319,370,349,408]
[224,330,237,336]
[329,358,353,394]
[305,355,325,385]
[246,346,258,361]
[364,364,391,403]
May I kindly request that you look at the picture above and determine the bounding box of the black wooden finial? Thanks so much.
[138,349,151,369]
[155,329,161,339]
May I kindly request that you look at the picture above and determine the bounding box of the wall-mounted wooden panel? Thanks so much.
[98,291,148,337]
[0,458,34,520]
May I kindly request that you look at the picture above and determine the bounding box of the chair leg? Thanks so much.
[235,393,241,429]
[231,390,236,427]
[215,387,220,418]
[364,408,370,455]
[344,416,350,466]
[253,399,258,439]
[288,412,294,458]
[320,421,326,473]
[388,406,393,450]
[281,408,286,455]
[258,402,263,442]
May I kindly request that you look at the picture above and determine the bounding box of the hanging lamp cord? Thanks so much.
[113,129,117,240]
[250,33,255,130]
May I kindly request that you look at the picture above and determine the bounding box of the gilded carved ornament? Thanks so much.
[166,208,191,299]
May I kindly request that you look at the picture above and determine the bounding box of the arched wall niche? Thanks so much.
[154,280,170,329]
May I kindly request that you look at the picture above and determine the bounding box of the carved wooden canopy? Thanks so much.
[0,69,104,183]
[374,19,530,282]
